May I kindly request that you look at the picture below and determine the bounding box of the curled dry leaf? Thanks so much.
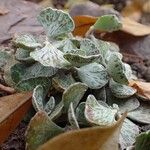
[38,113,127,150]
[129,80,150,100]
[0,92,32,144]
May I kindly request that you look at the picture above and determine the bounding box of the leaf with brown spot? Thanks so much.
[38,113,127,150]
[0,92,32,144]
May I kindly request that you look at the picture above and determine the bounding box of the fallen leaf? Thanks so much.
[72,15,97,36]
[122,17,150,36]
[0,92,32,144]
[38,112,127,150]
[129,80,150,100]
[0,6,9,15]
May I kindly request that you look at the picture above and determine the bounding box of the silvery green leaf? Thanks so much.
[105,51,123,63]
[120,118,139,149]
[32,85,44,112]
[127,102,150,124]
[62,82,88,112]
[52,73,75,92]
[23,62,58,79]
[62,39,77,53]
[11,63,26,84]
[123,63,133,80]
[0,51,11,70]
[76,102,89,126]
[92,87,106,102]
[16,77,51,92]
[37,7,74,38]
[109,80,136,98]
[70,49,86,56]
[10,63,55,91]
[108,96,140,114]
[26,111,64,150]
[13,34,41,49]
[90,35,113,58]
[80,38,100,55]
[135,131,150,150]
[44,96,55,115]
[77,63,109,89]
[85,95,118,126]
[15,48,34,63]
[63,53,102,67]
[93,15,122,32]
[30,42,70,68]
[68,102,79,129]
[107,53,128,84]
[49,101,64,120]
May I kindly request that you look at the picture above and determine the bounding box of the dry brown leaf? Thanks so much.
[0,92,32,144]
[72,15,150,37]
[0,6,9,15]
[129,80,150,100]
[121,1,142,21]
[122,18,150,36]
[38,113,127,150]
[73,15,97,37]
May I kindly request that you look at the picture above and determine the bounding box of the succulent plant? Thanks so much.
[1,7,149,150]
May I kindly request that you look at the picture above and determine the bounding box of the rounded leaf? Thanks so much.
[77,63,109,89]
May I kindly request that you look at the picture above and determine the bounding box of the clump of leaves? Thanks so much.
[1,7,150,150]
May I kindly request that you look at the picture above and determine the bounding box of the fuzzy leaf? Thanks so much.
[15,48,34,63]
[93,87,107,102]
[107,96,140,114]
[120,118,139,149]
[63,53,101,67]
[85,95,118,126]
[16,77,51,92]
[76,102,89,126]
[62,82,88,112]
[109,80,136,98]
[52,73,75,92]
[62,39,78,53]
[90,36,111,58]
[77,63,109,89]
[127,102,150,124]
[13,34,41,49]
[30,42,70,68]
[80,38,100,55]
[68,102,79,129]
[44,96,55,115]
[107,53,128,84]
[0,51,11,69]
[26,111,64,150]
[49,101,64,120]
[93,15,122,32]
[11,63,57,83]
[135,131,150,150]
[32,85,44,112]
[37,7,74,38]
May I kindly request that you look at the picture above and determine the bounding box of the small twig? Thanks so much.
[0,84,16,94]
